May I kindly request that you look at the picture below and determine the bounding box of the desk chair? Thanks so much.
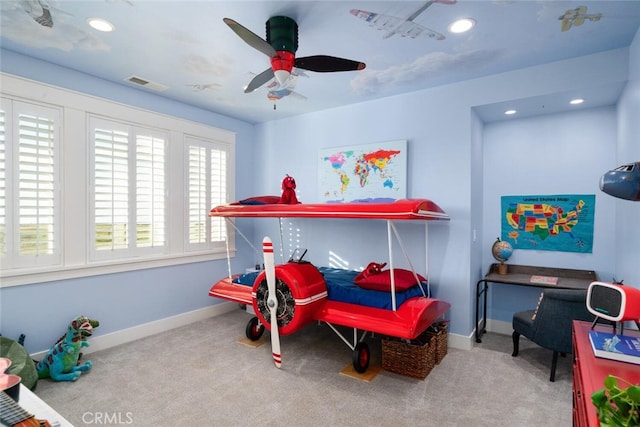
[511,288,594,382]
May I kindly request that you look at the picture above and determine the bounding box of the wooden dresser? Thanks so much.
[572,320,640,426]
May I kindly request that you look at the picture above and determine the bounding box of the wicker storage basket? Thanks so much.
[382,334,436,379]
[424,322,448,364]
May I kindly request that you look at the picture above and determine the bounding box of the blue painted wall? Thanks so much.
[1,26,639,351]
[251,47,634,336]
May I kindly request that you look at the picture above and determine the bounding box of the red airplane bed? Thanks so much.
[208,198,451,373]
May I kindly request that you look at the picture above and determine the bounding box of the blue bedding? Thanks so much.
[232,266,428,310]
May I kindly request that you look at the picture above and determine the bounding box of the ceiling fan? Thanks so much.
[224,16,366,95]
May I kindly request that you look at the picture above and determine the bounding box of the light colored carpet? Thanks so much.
[34,308,574,426]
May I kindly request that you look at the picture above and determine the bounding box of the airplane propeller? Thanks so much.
[223,16,366,94]
[262,237,282,368]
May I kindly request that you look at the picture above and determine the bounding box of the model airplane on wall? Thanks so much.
[350,0,456,40]
[599,162,640,201]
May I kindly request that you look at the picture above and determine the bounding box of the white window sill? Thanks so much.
[0,250,236,288]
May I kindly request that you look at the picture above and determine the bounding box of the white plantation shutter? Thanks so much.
[186,136,228,251]
[188,145,207,244]
[136,134,165,248]
[0,98,61,269]
[0,102,8,261]
[18,112,56,256]
[210,146,227,242]
[90,117,167,260]
[93,125,129,251]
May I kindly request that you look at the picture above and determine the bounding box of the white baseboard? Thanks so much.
[485,319,513,336]
[31,302,237,359]
[448,332,474,351]
[446,319,514,352]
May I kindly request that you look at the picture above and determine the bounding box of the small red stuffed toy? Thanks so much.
[355,262,387,282]
[278,174,300,204]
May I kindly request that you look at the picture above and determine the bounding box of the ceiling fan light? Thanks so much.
[449,18,475,34]
[87,18,114,32]
[274,70,290,86]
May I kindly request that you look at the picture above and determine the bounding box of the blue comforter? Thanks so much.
[233,266,427,310]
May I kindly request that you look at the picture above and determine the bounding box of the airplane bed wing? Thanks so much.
[319,298,451,340]
[209,198,450,221]
[209,275,253,305]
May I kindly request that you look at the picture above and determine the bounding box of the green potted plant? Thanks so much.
[591,375,640,426]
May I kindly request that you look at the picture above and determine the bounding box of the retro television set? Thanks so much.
[586,281,640,331]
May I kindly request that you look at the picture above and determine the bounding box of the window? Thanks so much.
[1,74,235,287]
[185,136,229,252]
[89,116,167,261]
[0,98,61,270]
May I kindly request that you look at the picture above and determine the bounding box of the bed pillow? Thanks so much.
[354,263,425,292]
[237,195,281,205]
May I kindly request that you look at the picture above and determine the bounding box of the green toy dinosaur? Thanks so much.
[35,315,100,382]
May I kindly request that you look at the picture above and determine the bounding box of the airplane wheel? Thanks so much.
[246,316,265,341]
[352,342,370,373]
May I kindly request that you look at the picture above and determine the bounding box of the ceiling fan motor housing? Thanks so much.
[266,16,298,53]
[266,16,299,84]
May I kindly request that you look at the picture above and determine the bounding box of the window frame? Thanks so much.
[0,73,236,288]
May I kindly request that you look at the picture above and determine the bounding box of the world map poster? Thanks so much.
[318,140,407,203]
[500,194,595,253]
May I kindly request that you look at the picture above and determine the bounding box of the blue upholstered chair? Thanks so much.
[511,288,594,382]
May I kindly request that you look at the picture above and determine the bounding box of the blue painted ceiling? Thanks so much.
[1,1,639,123]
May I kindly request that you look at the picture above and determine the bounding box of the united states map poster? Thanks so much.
[500,194,595,253]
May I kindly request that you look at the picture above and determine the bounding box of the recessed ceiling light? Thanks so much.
[448,18,475,34]
[87,18,114,32]
[570,98,584,105]
[504,109,517,115]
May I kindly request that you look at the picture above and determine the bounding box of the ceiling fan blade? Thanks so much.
[245,68,275,93]
[294,55,366,73]
[263,237,281,369]
[223,18,277,58]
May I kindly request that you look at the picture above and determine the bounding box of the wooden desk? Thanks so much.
[475,263,598,342]
[572,320,640,426]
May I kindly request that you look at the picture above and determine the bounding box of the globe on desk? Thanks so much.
[492,238,513,274]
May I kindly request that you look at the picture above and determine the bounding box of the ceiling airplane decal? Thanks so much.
[223,16,366,106]
[350,0,457,40]
[21,0,53,27]
[559,6,602,32]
